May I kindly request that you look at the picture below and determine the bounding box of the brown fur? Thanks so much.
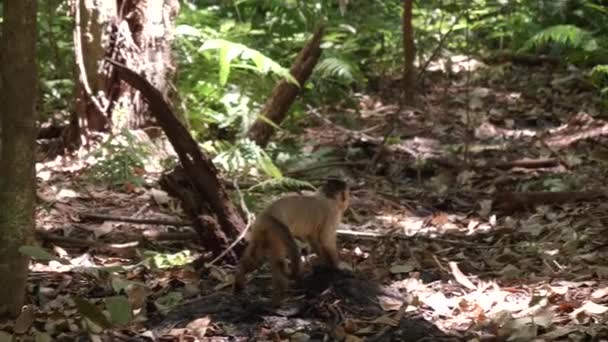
[233,179,350,305]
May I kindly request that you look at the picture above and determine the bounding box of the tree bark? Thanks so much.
[402,0,416,105]
[247,25,325,147]
[70,0,180,146]
[0,0,38,318]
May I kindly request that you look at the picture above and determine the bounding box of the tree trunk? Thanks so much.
[71,0,180,146]
[402,0,416,105]
[247,25,325,147]
[0,0,38,318]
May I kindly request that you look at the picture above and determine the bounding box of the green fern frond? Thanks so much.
[521,25,598,52]
[315,57,362,83]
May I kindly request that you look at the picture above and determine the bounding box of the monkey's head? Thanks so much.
[319,179,350,211]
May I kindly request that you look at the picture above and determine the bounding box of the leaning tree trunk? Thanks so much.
[109,60,246,262]
[0,0,38,318]
[70,0,180,146]
[247,25,325,147]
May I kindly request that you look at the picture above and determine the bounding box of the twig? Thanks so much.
[205,180,254,267]
[80,212,192,226]
[366,113,398,172]
[336,229,505,249]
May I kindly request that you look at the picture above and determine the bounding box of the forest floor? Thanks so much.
[8,57,608,341]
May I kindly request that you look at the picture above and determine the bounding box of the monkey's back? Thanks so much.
[262,195,339,241]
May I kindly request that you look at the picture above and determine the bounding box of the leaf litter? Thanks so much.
[5,59,608,341]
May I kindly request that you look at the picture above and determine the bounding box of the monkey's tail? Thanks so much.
[267,215,302,278]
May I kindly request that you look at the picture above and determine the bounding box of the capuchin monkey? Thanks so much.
[233,179,350,305]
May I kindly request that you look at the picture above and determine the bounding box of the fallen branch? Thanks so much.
[80,212,191,227]
[544,123,608,148]
[36,230,199,250]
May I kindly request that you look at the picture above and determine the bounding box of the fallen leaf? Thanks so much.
[449,261,476,290]
[186,316,211,339]
[591,287,608,299]
[150,188,171,205]
[570,301,608,318]
[390,263,415,274]
[0,331,14,342]
[13,305,35,334]
[378,295,403,311]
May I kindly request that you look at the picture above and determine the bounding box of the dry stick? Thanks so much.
[205,180,254,267]
[366,115,397,173]
[80,213,192,227]
[308,105,381,143]
[368,299,408,342]
[36,230,198,249]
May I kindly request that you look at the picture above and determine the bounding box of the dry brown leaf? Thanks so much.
[591,287,608,299]
[378,295,403,311]
[13,305,35,334]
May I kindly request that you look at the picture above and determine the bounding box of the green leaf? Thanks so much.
[257,151,283,178]
[73,297,113,329]
[34,332,52,342]
[154,291,183,314]
[19,245,69,264]
[218,42,231,85]
[0,331,14,342]
[175,24,202,37]
[521,25,596,52]
[111,276,145,294]
[105,296,133,326]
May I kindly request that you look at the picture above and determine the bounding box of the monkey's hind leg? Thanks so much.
[270,257,289,306]
[233,243,262,295]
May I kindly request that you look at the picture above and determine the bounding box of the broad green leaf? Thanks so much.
[175,24,201,37]
[19,245,70,264]
[73,297,113,329]
[105,296,133,326]
[218,42,231,85]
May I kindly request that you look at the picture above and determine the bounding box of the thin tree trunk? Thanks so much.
[0,0,38,318]
[247,25,325,147]
[402,0,416,105]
